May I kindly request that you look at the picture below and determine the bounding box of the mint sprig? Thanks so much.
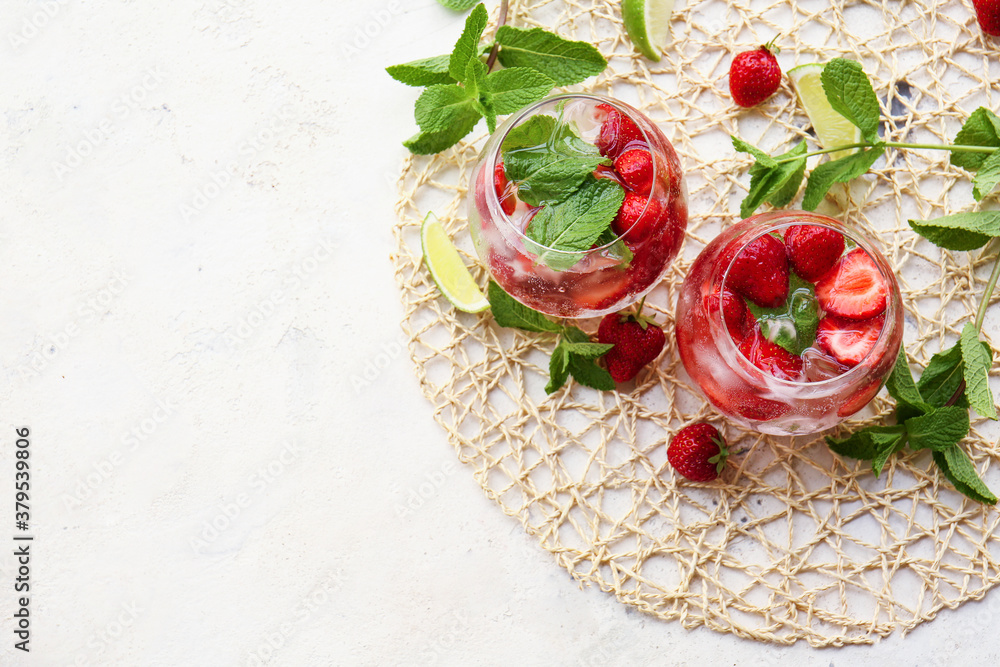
[388,2,607,155]
[487,280,615,393]
[744,272,818,356]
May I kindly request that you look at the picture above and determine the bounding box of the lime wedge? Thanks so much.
[788,63,862,160]
[622,0,675,62]
[421,212,489,313]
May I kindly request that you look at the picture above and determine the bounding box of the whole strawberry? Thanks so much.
[726,233,789,308]
[597,309,665,382]
[974,0,1000,36]
[729,41,782,108]
[668,423,729,482]
[784,224,845,281]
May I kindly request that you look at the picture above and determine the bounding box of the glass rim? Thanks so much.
[716,212,899,388]
[483,93,660,258]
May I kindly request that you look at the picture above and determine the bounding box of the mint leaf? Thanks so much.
[595,227,634,266]
[745,272,818,355]
[907,211,1000,251]
[827,424,908,463]
[768,147,808,208]
[566,354,616,390]
[885,348,932,417]
[525,176,625,269]
[562,326,589,344]
[871,428,908,477]
[504,122,609,206]
[487,280,562,332]
[483,67,555,114]
[802,145,885,210]
[436,0,480,10]
[972,149,1000,201]
[495,26,606,86]
[546,344,571,393]
[464,59,494,132]
[933,446,998,504]
[403,108,481,154]
[821,58,881,144]
[740,142,808,217]
[386,54,455,87]
[917,342,969,409]
[906,406,970,451]
[951,107,1000,171]
[960,322,997,419]
[502,115,557,151]
[415,84,476,133]
[731,136,778,168]
[562,341,613,358]
[449,3,489,82]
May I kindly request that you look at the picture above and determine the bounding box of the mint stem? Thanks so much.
[770,142,997,164]
[484,0,509,72]
[975,240,1000,332]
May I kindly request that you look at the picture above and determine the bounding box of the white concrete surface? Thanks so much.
[0,0,997,665]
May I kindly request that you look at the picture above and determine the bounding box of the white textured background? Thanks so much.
[0,0,998,664]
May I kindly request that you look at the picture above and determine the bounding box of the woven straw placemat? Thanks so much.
[392,0,1000,646]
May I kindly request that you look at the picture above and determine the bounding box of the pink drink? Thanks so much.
[675,211,903,435]
[468,94,687,318]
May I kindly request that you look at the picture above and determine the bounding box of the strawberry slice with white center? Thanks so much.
[815,248,887,319]
[815,313,885,367]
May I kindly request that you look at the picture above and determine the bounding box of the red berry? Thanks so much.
[705,287,753,342]
[738,331,804,381]
[729,45,782,108]
[815,313,885,367]
[815,248,888,319]
[667,423,728,482]
[784,224,845,281]
[597,313,665,382]
[974,0,1000,36]
[611,192,662,243]
[596,103,643,159]
[494,161,516,216]
[726,234,789,308]
[614,148,655,195]
[838,376,885,417]
[700,381,789,422]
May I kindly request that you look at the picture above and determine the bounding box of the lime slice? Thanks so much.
[421,212,489,313]
[622,0,675,62]
[788,63,862,160]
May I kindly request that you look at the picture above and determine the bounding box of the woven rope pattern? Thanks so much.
[392,0,1000,646]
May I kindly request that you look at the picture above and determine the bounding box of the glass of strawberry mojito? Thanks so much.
[675,211,903,435]
[468,94,687,318]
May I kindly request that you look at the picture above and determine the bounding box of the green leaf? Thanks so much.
[768,151,808,208]
[802,145,885,210]
[885,348,933,416]
[595,226,634,266]
[745,272,818,355]
[464,59,495,132]
[907,211,1000,251]
[562,326,590,344]
[449,3,489,82]
[960,322,997,419]
[482,67,555,114]
[826,425,895,461]
[871,429,908,477]
[820,58,882,144]
[502,115,557,151]
[562,341,613,358]
[566,354,616,390]
[525,176,625,269]
[933,446,998,504]
[731,136,778,168]
[403,107,481,154]
[436,0,480,10]
[545,344,571,393]
[917,342,969,409]
[951,107,1000,171]
[973,149,1000,201]
[414,84,476,133]
[906,406,970,451]
[487,280,562,332]
[495,25,607,86]
[740,142,808,217]
[386,54,455,87]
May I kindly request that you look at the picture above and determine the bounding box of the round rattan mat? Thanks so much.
[392,0,1000,646]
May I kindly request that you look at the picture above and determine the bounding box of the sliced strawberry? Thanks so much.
[613,148,654,195]
[815,313,885,367]
[596,103,643,159]
[494,161,516,216]
[705,287,753,342]
[815,248,887,319]
[700,381,789,422]
[838,377,885,417]
[784,224,845,281]
[726,234,789,308]
[738,331,804,381]
[612,192,662,243]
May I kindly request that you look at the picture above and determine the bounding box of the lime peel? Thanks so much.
[788,63,862,160]
[622,0,676,62]
[421,212,490,313]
